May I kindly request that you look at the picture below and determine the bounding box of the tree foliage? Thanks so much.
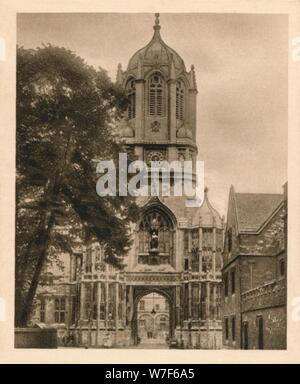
[16,45,138,326]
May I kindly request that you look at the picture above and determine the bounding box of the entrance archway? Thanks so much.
[136,293,170,346]
[130,286,176,347]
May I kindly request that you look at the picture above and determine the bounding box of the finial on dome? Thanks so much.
[154,13,161,32]
[155,13,160,25]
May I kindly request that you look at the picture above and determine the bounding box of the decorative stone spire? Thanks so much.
[116,63,123,85]
[190,64,197,90]
[198,186,223,227]
[154,13,161,31]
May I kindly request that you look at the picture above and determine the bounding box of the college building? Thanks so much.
[221,183,287,349]
[30,14,224,349]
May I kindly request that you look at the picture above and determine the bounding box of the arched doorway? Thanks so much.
[136,293,170,347]
[130,286,176,348]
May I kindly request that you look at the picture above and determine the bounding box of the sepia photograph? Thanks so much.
[13,11,289,351]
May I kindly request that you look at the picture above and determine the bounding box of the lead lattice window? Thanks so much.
[149,73,164,116]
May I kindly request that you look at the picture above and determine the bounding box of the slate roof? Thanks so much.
[234,192,283,233]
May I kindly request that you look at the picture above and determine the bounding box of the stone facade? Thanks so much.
[30,14,224,349]
[221,183,287,349]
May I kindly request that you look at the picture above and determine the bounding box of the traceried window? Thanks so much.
[176,80,185,120]
[127,79,136,119]
[54,297,66,323]
[149,73,164,116]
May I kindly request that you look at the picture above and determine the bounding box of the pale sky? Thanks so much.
[17,13,288,217]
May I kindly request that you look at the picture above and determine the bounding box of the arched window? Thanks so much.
[176,80,185,120]
[138,209,173,264]
[149,73,164,116]
[127,79,136,119]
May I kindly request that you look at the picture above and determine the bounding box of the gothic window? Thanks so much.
[149,73,164,116]
[127,79,136,119]
[202,251,212,273]
[200,286,206,320]
[192,284,199,319]
[202,228,213,250]
[225,317,229,341]
[54,297,66,323]
[231,268,236,294]
[176,80,185,120]
[232,316,236,342]
[191,248,199,272]
[40,297,46,323]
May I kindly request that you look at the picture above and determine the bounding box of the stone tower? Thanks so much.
[32,14,224,349]
[117,13,197,171]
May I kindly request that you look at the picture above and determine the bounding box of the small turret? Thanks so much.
[116,63,123,85]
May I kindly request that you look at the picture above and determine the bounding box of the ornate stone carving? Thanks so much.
[151,120,160,132]
[146,149,166,165]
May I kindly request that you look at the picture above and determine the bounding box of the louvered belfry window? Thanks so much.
[149,73,164,116]
[127,79,136,119]
[176,80,185,120]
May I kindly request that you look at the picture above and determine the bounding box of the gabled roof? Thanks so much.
[234,192,283,233]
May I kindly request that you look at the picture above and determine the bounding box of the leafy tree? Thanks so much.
[16,45,138,327]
